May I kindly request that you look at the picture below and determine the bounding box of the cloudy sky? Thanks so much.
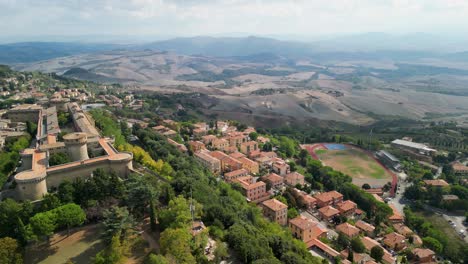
[1,0,468,41]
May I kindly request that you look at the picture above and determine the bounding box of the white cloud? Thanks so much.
[0,0,467,39]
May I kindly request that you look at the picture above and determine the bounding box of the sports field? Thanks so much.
[314,144,393,187]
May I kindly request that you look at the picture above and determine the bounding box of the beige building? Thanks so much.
[336,223,360,238]
[264,173,284,189]
[272,159,290,176]
[189,141,206,152]
[240,141,258,155]
[238,157,259,175]
[224,168,249,182]
[285,172,305,187]
[261,199,288,226]
[289,216,327,242]
[211,138,229,151]
[209,151,243,172]
[194,150,221,175]
[314,191,344,208]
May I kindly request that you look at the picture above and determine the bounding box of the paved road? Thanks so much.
[389,178,468,243]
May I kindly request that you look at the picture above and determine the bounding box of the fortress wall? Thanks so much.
[16,178,47,201]
[46,157,132,189]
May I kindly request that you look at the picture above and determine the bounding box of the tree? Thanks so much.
[214,241,229,263]
[0,237,22,264]
[362,183,371,189]
[287,208,299,219]
[40,193,62,211]
[160,228,195,264]
[146,254,169,264]
[29,212,56,240]
[336,232,350,250]
[159,196,201,230]
[26,121,37,136]
[55,203,86,235]
[370,246,384,262]
[0,199,24,238]
[347,249,354,262]
[102,206,136,242]
[249,132,258,141]
[48,152,70,166]
[58,181,75,203]
[93,232,124,264]
[351,237,365,253]
[422,237,443,254]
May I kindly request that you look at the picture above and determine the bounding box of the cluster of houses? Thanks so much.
[150,119,439,264]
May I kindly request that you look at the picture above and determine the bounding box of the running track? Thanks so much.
[301,143,397,197]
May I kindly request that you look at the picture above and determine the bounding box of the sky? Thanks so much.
[1,0,468,42]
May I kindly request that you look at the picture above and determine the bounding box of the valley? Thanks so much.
[12,47,468,126]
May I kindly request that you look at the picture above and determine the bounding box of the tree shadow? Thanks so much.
[24,242,59,264]
[70,241,106,264]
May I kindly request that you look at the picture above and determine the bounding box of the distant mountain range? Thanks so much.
[1,33,468,64]
[0,42,122,63]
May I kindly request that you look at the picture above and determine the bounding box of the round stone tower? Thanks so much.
[63,132,89,161]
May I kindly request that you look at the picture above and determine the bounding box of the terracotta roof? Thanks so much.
[229,152,246,159]
[314,191,343,203]
[412,248,435,259]
[299,193,317,205]
[318,205,340,218]
[262,199,287,211]
[289,216,318,230]
[340,250,368,263]
[393,223,413,236]
[306,239,340,257]
[382,252,396,264]
[389,204,404,222]
[260,151,277,158]
[355,220,375,233]
[336,223,360,237]
[311,225,328,239]
[372,193,384,202]
[238,157,258,166]
[243,181,265,190]
[383,232,406,248]
[423,179,449,187]
[241,140,257,147]
[361,236,380,251]
[336,200,357,212]
[265,173,283,183]
[224,169,249,178]
[285,172,305,184]
[451,162,468,171]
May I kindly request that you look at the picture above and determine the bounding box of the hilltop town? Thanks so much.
[0,66,467,264]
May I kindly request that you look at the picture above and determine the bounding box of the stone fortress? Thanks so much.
[6,102,133,201]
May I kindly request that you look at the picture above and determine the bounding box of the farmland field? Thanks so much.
[314,144,394,187]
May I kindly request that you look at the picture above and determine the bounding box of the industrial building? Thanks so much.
[376,150,402,172]
[391,139,436,156]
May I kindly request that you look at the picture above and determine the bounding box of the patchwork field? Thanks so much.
[314,144,393,187]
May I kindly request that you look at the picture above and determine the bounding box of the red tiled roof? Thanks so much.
[289,216,318,230]
[262,199,287,212]
[318,205,340,218]
[336,223,360,237]
[355,220,375,233]
[314,191,343,203]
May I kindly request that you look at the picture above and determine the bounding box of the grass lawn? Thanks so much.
[315,149,327,155]
[414,211,466,254]
[316,148,392,181]
[25,224,105,264]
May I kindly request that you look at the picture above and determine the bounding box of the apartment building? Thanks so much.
[261,199,288,226]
